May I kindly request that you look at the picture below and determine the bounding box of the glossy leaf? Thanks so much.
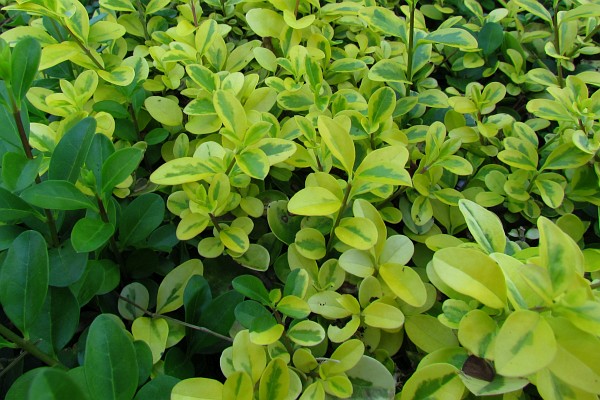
[287,320,326,346]
[379,263,427,307]
[400,363,465,400]
[49,118,96,184]
[10,37,41,104]
[71,217,114,253]
[156,259,204,314]
[335,217,378,251]
[132,317,169,364]
[21,180,96,211]
[288,187,342,216]
[458,199,505,254]
[101,147,144,196]
[171,378,223,400]
[119,193,165,246]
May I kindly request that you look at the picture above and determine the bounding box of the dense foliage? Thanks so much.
[0,0,599,398]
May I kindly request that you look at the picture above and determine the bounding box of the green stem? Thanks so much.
[526,171,540,192]
[209,213,222,233]
[552,8,564,88]
[538,133,560,154]
[0,324,67,370]
[406,0,416,91]
[190,0,198,27]
[294,0,300,18]
[135,0,150,41]
[326,183,352,253]
[566,25,600,59]
[97,196,124,266]
[62,24,104,70]
[10,98,60,247]
[116,294,233,342]
[376,186,407,210]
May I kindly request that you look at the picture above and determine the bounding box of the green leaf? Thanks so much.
[541,144,593,170]
[224,372,253,400]
[458,199,506,254]
[132,317,169,364]
[119,193,165,246]
[233,275,271,305]
[494,310,556,377]
[245,8,286,38]
[405,315,460,353]
[258,358,289,400]
[145,96,183,126]
[172,378,224,400]
[21,180,97,211]
[220,226,250,254]
[195,19,219,57]
[10,37,41,104]
[28,368,88,400]
[513,0,552,22]
[118,283,150,320]
[368,59,409,83]
[276,295,310,319]
[379,263,427,307]
[49,118,96,184]
[287,320,326,346]
[145,0,170,14]
[358,6,406,39]
[101,147,144,196]
[48,239,87,287]
[186,64,218,93]
[400,363,465,400]
[368,87,396,127]
[422,28,478,49]
[362,300,405,330]
[294,228,326,260]
[134,374,180,400]
[562,3,600,23]
[346,356,396,399]
[288,187,342,216]
[0,186,39,222]
[457,309,497,359]
[63,0,90,44]
[335,217,378,251]
[214,89,247,139]
[535,178,564,208]
[156,259,204,314]
[85,314,138,400]
[432,247,507,309]
[478,22,504,56]
[0,230,48,337]
[354,146,411,186]
[322,339,365,375]
[267,200,303,245]
[71,218,114,253]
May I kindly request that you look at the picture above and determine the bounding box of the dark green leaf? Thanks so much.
[21,180,97,211]
[0,230,49,336]
[2,152,42,192]
[133,340,153,387]
[86,133,115,194]
[184,275,212,325]
[133,375,180,400]
[478,22,504,56]
[232,275,271,305]
[49,239,88,287]
[0,186,38,222]
[101,147,144,196]
[69,260,105,306]
[28,368,89,400]
[84,314,138,400]
[10,38,41,104]
[119,193,165,246]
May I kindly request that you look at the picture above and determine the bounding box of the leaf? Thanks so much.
[223,372,253,400]
[232,275,271,305]
[0,230,48,337]
[71,218,114,253]
[368,87,396,127]
[346,356,396,400]
[287,320,326,346]
[97,66,135,86]
[84,314,138,400]
[150,157,214,185]
[354,146,411,186]
[541,144,593,170]
[358,6,406,39]
[318,116,355,175]
[48,239,87,287]
[362,300,405,330]
[132,317,169,364]
[335,217,378,251]
[432,247,507,309]
[172,378,223,400]
[28,368,88,400]
[405,315,460,353]
[322,339,364,375]
[21,180,96,211]
[119,193,165,246]
[245,8,286,38]
[457,309,497,359]
[220,226,250,254]
[258,358,289,400]
[63,0,90,44]
[368,59,410,83]
[294,228,326,260]
[156,259,204,314]
[478,22,504,56]
[288,187,342,216]
[422,28,478,49]
[145,0,170,14]
[276,295,310,319]
[458,199,505,254]
[10,37,41,104]
[214,89,247,139]
[513,0,552,22]
[400,363,465,400]
[535,178,564,208]
[0,187,39,222]
[379,263,427,307]
[101,147,144,196]
[267,200,303,245]
[195,19,219,57]
[49,118,96,184]
[494,310,556,377]
[134,375,180,400]
[118,283,150,320]
[145,96,183,126]
[236,148,269,179]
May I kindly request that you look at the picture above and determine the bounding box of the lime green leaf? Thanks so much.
[318,116,355,175]
[457,309,497,359]
[62,0,90,44]
[358,6,406,39]
[85,314,138,400]
[288,187,342,216]
[99,0,136,11]
[249,316,283,345]
[236,148,269,179]
[368,87,396,127]
[150,157,214,185]
[245,8,286,38]
[186,64,218,93]
[535,179,564,208]
[195,19,219,57]
[224,372,253,400]
[156,259,204,314]
[354,146,411,186]
[338,249,375,278]
[405,315,460,353]
[97,66,134,86]
[541,144,593,170]
[145,96,183,126]
[118,283,149,320]
[287,320,325,346]
[362,300,405,330]
[145,0,170,14]
[432,247,507,309]
[400,363,465,400]
[172,378,223,400]
[335,217,378,251]
[368,59,409,83]
[322,339,364,375]
[220,226,250,254]
[0,231,48,337]
[323,375,353,398]
[379,263,427,307]
[494,310,556,377]
[422,28,478,49]
[277,295,311,319]
[295,228,326,260]
[132,317,169,364]
[214,89,247,139]
[513,0,552,22]
[458,199,506,254]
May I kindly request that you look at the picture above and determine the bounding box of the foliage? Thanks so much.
[0,0,599,398]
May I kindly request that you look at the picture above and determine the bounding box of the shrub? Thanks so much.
[0,0,599,398]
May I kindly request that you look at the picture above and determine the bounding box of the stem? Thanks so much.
[209,213,222,233]
[97,196,124,266]
[116,294,233,342]
[62,24,104,70]
[406,0,416,90]
[526,171,540,192]
[326,183,352,253]
[552,9,564,87]
[294,0,300,18]
[273,311,294,354]
[590,280,600,290]
[11,99,60,247]
[566,24,600,59]
[0,347,29,378]
[0,324,67,370]
[190,0,198,27]
[130,106,142,140]
[376,186,407,210]
[135,0,150,41]
[538,133,560,154]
